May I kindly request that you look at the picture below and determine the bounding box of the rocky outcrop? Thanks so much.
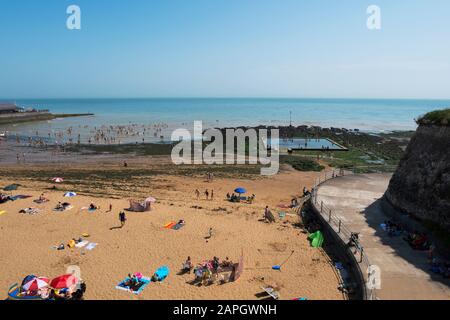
[385,125,450,233]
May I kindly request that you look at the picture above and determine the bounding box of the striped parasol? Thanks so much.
[22,276,50,291]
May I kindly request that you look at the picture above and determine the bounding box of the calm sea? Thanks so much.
[1,98,449,143]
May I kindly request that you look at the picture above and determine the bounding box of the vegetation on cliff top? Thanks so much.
[416,108,450,126]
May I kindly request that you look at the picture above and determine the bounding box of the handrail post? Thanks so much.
[360,248,364,263]
[338,220,341,233]
[328,209,332,222]
[320,201,323,213]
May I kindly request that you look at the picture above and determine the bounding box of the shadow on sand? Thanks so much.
[362,198,450,289]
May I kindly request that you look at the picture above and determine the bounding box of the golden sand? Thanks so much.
[0,162,343,300]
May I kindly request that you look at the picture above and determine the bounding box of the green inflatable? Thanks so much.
[308,231,324,248]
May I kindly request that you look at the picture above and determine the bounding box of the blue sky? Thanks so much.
[0,0,449,99]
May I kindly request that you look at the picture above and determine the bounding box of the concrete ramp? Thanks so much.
[316,173,450,300]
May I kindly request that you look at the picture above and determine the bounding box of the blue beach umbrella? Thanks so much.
[64,192,77,197]
[234,187,247,194]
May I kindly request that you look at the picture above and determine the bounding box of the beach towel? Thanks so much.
[278,211,286,219]
[20,208,41,215]
[0,210,6,216]
[85,243,98,251]
[33,199,49,204]
[116,277,151,295]
[164,222,176,229]
[172,223,185,230]
[75,240,89,248]
[68,239,76,248]
[54,205,73,212]
[10,195,32,201]
[261,286,280,300]
[153,266,169,282]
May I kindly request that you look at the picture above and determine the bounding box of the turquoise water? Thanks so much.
[1,98,449,143]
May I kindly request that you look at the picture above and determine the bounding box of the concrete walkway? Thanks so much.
[316,173,450,300]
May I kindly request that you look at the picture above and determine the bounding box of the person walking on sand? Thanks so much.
[195,189,200,200]
[205,189,209,200]
[119,211,127,227]
[211,190,214,200]
[108,203,113,212]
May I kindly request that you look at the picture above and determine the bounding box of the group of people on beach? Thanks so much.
[180,256,235,286]
[8,122,171,149]
[195,189,214,200]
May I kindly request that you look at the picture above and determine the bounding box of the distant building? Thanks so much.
[0,103,22,114]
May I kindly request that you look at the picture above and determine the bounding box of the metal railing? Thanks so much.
[310,168,378,300]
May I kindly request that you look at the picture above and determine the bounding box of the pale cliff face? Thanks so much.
[385,125,450,232]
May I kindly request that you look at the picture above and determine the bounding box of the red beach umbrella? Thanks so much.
[22,277,50,291]
[51,177,64,183]
[50,274,78,289]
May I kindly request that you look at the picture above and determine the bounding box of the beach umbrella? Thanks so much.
[3,184,19,191]
[50,274,78,289]
[64,192,77,197]
[234,187,247,194]
[22,277,49,291]
[145,197,156,203]
[51,177,64,183]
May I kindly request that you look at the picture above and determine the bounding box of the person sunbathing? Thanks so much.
[89,203,98,210]
[124,273,140,290]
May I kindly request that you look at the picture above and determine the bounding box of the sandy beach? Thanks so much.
[0,157,343,300]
